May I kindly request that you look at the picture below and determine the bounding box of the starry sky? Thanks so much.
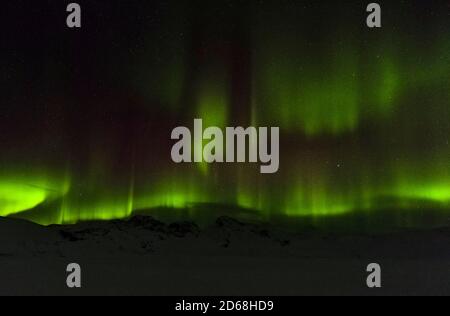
[0,0,449,228]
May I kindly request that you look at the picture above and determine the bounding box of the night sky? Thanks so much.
[0,0,449,227]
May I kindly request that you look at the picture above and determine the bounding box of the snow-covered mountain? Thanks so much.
[0,215,449,295]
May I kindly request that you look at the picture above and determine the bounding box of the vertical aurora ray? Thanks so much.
[194,72,230,174]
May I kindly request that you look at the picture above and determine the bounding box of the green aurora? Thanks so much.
[0,1,449,227]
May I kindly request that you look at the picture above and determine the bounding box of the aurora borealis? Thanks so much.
[1,0,449,227]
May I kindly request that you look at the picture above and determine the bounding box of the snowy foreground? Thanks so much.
[0,215,449,295]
